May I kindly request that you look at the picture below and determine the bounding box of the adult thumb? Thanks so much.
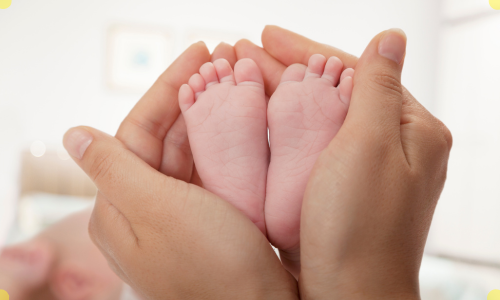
[347,29,407,137]
[63,126,167,217]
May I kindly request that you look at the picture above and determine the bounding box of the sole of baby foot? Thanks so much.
[0,239,54,300]
[266,54,354,274]
[179,58,269,234]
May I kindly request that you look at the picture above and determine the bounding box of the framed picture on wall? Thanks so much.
[106,24,174,92]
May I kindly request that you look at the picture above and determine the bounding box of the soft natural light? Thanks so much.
[56,147,70,161]
[30,141,46,158]
[0,0,499,299]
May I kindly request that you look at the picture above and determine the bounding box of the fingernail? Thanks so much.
[63,128,93,160]
[378,28,407,64]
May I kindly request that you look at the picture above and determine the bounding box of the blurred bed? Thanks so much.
[5,149,96,244]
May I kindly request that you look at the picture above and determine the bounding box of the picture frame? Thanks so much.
[106,24,174,92]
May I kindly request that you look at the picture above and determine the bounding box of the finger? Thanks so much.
[346,29,406,139]
[211,42,237,68]
[159,114,194,182]
[261,26,452,166]
[262,25,358,69]
[234,39,286,96]
[116,42,210,169]
[63,126,178,219]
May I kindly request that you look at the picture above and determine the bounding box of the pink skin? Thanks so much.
[179,55,353,276]
[179,58,270,234]
[265,54,354,273]
[0,209,124,300]
[0,240,54,299]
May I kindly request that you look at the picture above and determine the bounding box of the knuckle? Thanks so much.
[370,72,403,98]
[431,118,453,154]
[89,151,119,183]
[418,118,453,159]
[440,122,453,151]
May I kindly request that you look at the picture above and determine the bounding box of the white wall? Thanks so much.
[427,10,500,264]
[0,0,441,242]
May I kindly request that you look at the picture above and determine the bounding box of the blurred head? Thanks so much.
[9,209,124,300]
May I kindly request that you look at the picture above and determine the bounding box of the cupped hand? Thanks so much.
[235,26,452,287]
[300,29,451,300]
[64,42,298,299]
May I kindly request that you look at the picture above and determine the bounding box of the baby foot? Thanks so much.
[266,54,354,272]
[0,240,54,299]
[179,58,269,234]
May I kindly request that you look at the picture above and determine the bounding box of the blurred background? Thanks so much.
[0,0,499,299]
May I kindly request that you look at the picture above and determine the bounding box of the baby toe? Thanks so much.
[188,73,206,99]
[199,62,219,88]
[304,54,327,79]
[213,58,235,84]
[322,56,344,86]
[178,84,196,113]
[340,68,355,82]
[338,75,353,106]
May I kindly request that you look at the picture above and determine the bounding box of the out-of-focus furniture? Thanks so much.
[7,150,96,243]
[20,150,96,197]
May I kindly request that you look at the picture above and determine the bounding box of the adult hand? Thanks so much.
[64,43,298,299]
[235,26,452,295]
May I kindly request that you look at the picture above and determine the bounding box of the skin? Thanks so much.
[0,209,123,300]
[179,58,270,234]
[73,42,299,300]
[265,55,353,278]
[234,27,452,286]
[64,26,451,299]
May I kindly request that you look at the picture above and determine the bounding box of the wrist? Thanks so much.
[300,261,420,300]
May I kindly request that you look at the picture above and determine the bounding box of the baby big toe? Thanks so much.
[280,63,307,83]
[234,58,264,86]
